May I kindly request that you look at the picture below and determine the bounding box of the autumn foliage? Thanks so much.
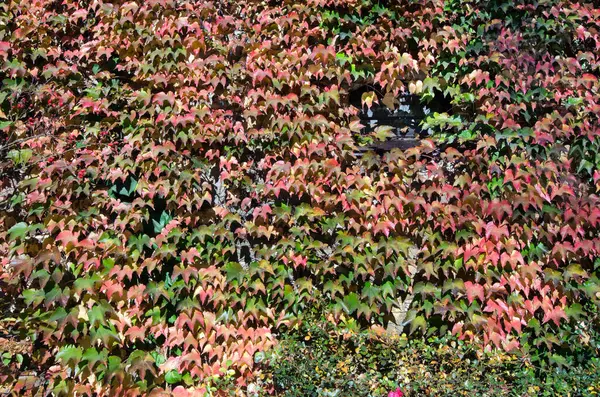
[1,0,600,394]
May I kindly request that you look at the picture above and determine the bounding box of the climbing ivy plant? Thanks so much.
[0,0,599,395]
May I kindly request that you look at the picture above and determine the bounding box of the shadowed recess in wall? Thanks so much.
[349,85,452,157]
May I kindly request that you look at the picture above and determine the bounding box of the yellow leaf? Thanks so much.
[77,304,89,321]
[372,125,395,141]
[361,91,377,109]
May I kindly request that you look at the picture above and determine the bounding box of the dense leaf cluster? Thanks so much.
[271,310,600,396]
[0,0,599,394]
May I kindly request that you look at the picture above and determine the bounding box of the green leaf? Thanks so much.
[335,52,352,66]
[564,303,584,320]
[74,274,101,292]
[224,262,245,283]
[151,352,166,366]
[82,347,108,370]
[422,112,463,130]
[165,370,182,384]
[22,289,44,307]
[409,315,427,334]
[92,325,120,345]
[342,293,360,314]
[89,303,110,328]
[152,210,172,234]
[549,354,568,367]
[107,355,122,374]
[108,176,138,199]
[56,346,83,366]
[52,380,69,395]
[7,222,28,240]
[7,149,33,166]
[48,307,68,322]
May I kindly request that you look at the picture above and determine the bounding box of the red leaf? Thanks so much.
[464,282,485,303]
[56,230,78,247]
[125,326,146,342]
[543,306,567,326]
[484,222,509,241]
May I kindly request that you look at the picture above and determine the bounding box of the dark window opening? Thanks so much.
[349,85,452,156]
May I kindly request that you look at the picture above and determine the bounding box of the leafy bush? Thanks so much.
[270,310,600,396]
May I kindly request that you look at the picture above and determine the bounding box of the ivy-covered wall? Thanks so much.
[0,0,599,395]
